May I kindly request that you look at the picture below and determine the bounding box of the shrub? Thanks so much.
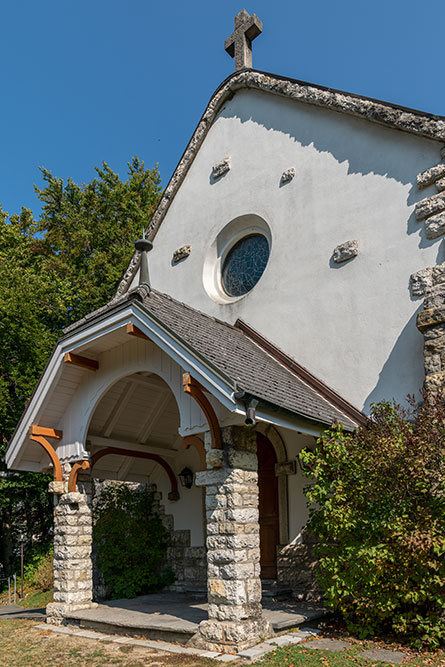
[23,544,53,587]
[32,551,54,591]
[301,394,445,648]
[93,483,173,599]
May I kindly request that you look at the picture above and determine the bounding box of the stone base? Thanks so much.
[190,615,273,653]
[46,601,97,626]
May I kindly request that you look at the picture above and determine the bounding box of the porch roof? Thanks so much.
[63,284,363,431]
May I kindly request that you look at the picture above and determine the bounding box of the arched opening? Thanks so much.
[257,433,280,579]
[86,371,181,484]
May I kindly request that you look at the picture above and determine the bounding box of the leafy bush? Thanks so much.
[93,484,173,599]
[32,551,53,592]
[301,395,445,648]
[23,544,53,586]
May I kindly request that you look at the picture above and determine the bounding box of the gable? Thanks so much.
[116,79,442,413]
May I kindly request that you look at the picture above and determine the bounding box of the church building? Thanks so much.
[5,9,445,654]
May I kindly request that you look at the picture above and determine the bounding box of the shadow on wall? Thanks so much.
[364,308,424,413]
[218,89,439,188]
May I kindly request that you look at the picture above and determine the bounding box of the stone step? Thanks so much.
[261,579,293,600]
[62,593,330,646]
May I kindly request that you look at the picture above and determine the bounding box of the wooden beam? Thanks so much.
[64,352,99,372]
[183,373,222,450]
[90,447,179,499]
[67,460,90,493]
[138,391,172,444]
[29,425,63,440]
[126,322,150,341]
[28,434,63,481]
[102,381,136,438]
[182,435,206,471]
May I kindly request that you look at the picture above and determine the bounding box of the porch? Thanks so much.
[63,591,328,645]
[6,284,363,653]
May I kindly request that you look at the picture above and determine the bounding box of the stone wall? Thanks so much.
[277,529,322,601]
[416,270,445,394]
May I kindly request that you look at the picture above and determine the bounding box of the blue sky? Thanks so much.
[1,0,444,218]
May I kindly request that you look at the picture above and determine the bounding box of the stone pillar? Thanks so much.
[46,466,94,625]
[416,280,445,394]
[193,426,272,654]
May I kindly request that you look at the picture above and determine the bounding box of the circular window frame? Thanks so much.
[203,214,271,304]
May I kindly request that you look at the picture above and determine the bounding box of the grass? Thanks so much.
[0,619,215,666]
[0,617,443,666]
[0,583,53,608]
[253,629,445,667]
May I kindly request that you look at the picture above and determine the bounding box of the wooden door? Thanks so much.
[257,433,279,579]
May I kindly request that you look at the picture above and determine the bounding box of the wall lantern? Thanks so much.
[178,467,194,489]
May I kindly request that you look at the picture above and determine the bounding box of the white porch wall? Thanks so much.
[277,428,318,543]
[140,88,442,413]
[57,337,212,460]
[150,444,205,547]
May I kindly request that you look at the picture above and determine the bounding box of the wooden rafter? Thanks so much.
[102,381,136,438]
[67,460,90,493]
[182,435,206,471]
[29,425,63,482]
[183,373,221,450]
[126,322,151,341]
[63,352,99,372]
[138,390,171,443]
[90,447,179,499]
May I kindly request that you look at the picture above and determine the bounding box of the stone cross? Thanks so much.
[225,9,263,72]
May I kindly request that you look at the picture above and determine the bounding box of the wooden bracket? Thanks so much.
[90,447,179,500]
[182,435,206,471]
[29,425,63,439]
[64,352,99,371]
[29,425,63,482]
[126,323,150,341]
[68,460,90,493]
[183,373,222,450]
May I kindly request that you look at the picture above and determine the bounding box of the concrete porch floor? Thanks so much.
[64,592,328,644]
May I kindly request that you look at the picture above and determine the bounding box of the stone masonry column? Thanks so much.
[416,279,445,394]
[46,465,94,625]
[192,426,272,654]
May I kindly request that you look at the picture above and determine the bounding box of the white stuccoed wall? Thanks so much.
[145,88,443,413]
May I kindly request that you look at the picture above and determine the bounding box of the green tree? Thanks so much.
[301,396,445,648]
[0,158,161,576]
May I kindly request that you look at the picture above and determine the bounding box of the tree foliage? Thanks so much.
[0,158,161,575]
[301,396,445,648]
[93,484,173,599]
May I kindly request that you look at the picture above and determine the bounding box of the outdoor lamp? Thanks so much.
[178,467,194,489]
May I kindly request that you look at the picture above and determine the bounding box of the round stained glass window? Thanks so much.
[221,233,269,297]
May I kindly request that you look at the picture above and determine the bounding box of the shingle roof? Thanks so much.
[141,288,359,430]
[63,285,360,430]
